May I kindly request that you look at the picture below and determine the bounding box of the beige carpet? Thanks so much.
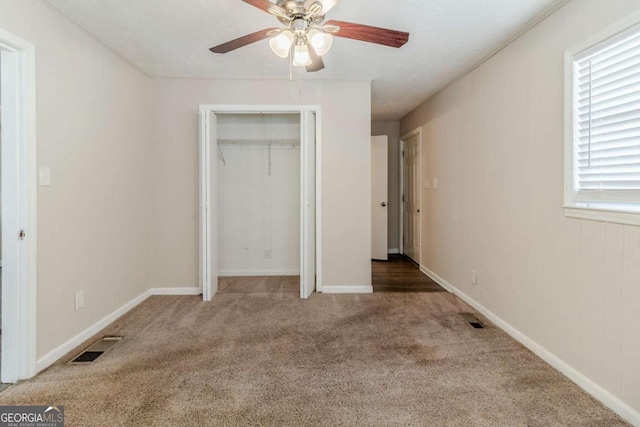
[0,276,629,426]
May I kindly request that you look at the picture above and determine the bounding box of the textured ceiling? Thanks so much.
[45,0,563,120]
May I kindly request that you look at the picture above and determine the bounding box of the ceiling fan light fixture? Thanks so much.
[307,29,333,56]
[292,43,313,67]
[269,30,294,58]
[209,0,410,73]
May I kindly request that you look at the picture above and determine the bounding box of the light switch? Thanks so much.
[434,178,438,188]
[39,167,51,186]
[424,179,430,189]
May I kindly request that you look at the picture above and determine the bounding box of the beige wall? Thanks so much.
[401,0,640,416]
[371,121,400,252]
[151,79,372,289]
[0,1,153,359]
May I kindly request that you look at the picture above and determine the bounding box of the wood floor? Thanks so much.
[372,254,446,293]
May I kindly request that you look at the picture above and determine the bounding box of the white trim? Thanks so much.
[199,105,323,301]
[320,286,373,294]
[35,290,152,373]
[419,265,455,293]
[219,270,300,277]
[564,206,640,227]
[35,287,203,372]
[388,248,400,255]
[399,139,403,254]
[563,47,575,210]
[400,128,421,140]
[567,9,640,56]
[563,10,640,225]
[315,111,323,294]
[199,107,208,297]
[399,127,422,262]
[419,266,640,427]
[150,287,201,296]
[0,27,38,383]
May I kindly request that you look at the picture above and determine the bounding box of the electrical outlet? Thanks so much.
[75,291,84,311]
[39,167,51,186]
[471,270,477,286]
[264,250,272,260]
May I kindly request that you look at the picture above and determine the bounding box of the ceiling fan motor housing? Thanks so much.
[293,18,309,32]
[276,0,324,24]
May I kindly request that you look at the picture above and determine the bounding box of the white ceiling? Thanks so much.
[45,0,562,120]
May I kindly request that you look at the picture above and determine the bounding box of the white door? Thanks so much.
[371,136,388,260]
[300,110,316,299]
[403,133,421,263]
[0,33,37,383]
[200,110,218,301]
[1,49,21,382]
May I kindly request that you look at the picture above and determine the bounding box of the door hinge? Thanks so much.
[402,150,405,157]
[402,194,405,202]
[19,230,26,240]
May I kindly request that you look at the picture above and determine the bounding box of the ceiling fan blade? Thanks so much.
[210,28,278,53]
[325,20,409,48]
[304,0,339,16]
[242,0,288,18]
[306,50,325,72]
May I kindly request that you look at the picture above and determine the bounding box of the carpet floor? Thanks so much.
[0,276,629,426]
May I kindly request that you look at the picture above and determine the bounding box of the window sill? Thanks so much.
[564,205,640,227]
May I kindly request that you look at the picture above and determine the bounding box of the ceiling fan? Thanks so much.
[210,0,410,72]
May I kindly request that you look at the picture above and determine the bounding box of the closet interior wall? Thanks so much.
[217,113,301,277]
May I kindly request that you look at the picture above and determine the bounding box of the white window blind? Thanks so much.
[573,23,640,205]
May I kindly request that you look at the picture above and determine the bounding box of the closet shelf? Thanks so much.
[217,138,300,146]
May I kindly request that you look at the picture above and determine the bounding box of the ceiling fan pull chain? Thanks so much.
[289,47,293,81]
[298,67,303,95]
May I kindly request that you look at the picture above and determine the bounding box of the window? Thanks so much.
[565,14,640,226]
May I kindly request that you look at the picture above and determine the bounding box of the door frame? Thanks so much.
[399,127,422,263]
[198,105,322,301]
[0,28,38,383]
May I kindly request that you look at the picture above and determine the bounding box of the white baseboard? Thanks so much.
[34,286,203,373]
[321,285,373,294]
[388,248,400,254]
[36,289,152,373]
[150,287,201,296]
[419,265,455,293]
[219,270,300,277]
[419,265,640,427]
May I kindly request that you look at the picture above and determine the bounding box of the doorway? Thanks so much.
[400,129,421,265]
[216,113,301,281]
[0,27,37,383]
[199,105,321,301]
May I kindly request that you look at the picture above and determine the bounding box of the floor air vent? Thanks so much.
[461,314,485,329]
[70,336,122,364]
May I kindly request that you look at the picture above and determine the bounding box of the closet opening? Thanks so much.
[217,113,301,294]
[199,105,321,301]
